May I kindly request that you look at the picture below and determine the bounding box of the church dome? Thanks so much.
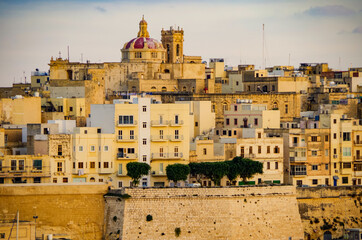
[124,37,163,50]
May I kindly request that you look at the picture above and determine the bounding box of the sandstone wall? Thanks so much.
[296,186,362,240]
[105,186,304,240]
[0,184,108,240]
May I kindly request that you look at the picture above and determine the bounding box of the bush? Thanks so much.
[146,214,153,222]
[166,164,190,185]
[175,227,181,237]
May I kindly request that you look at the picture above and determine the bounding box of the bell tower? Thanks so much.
[161,26,184,63]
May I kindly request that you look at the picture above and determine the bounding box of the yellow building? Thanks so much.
[30,69,49,90]
[90,95,191,187]
[0,220,35,240]
[71,127,115,184]
[0,97,41,125]
[0,155,51,184]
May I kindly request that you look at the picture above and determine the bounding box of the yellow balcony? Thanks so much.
[170,120,184,126]
[151,170,166,176]
[117,153,138,159]
[169,135,183,142]
[117,135,137,142]
[151,135,168,142]
[151,120,169,127]
[117,120,137,127]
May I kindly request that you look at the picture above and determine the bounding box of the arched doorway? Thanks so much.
[323,231,332,240]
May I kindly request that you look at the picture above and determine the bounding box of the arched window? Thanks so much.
[151,86,156,92]
[164,69,170,73]
[90,177,95,182]
[166,44,170,61]
[162,87,167,92]
[131,86,136,92]
[273,102,278,110]
[182,86,187,92]
[176,44,180,56]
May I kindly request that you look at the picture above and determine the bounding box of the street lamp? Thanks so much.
[33,216,38,240]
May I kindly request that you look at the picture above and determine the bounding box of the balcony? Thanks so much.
[169,152,183,159]
[170,120,184,126]
[290,156,307,162]
[354,140,362,146]
[0,166,51,178]
[354,156,362,161]
[117,120,137,127]
[151,152,183,159]
[151,135,168,142]
[151,153,168,159]
[151,120,169,127]
[151,170,166,176]
[117,153,138,159]
[169,135,184,141]
[117,135,138,142]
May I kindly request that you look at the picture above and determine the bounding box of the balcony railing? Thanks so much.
[151,152,183,159]
[117,153,138,159]
[170,120,184,126]
[151,170,166,176]
[354,140,362,145]
[151,135,168,142]
[0,165,51,177]
[117,135,138,142]
[151,120,169,127]
[169,135,184,141]
[117,120,137,127]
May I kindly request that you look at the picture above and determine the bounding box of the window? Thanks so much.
[285,104,288,114]
[118,164,122,175]
[258,133,261,139]
[142,106,147,112]
[311,136,318,142]
[325,149,329,156]
[342,177,348,184]
[130,130,134,139]
[334,148,337,154]
[311,151,317,156]
[90,146,95,152]
[275,162,278,169]
[127,148,135,154]
[0,161,2,171]
[143,138,147,145]
[99,179,104,182]
[343,147,351,156]
[267,162,270,169]
[33,160,42,170]
[234,105,237,111]
[333,119,337,124]
[234,118,238,126]
[334,163,337,168]
[343,132,351,141]
[79,146,83,152]
[143,122,147,128]
[174,147,179,157]
[333,133,337,139]
[325,135,329,142]
[57,162,62,172]
[343,163,351,168]
[104,162,109,168]
[53,178,57,183]
[104,146,109,152]
[151,52,157,58]
[135,52,142,58]
[203,148,207,155]
[118,181,123,188]
[312,179,318,185]
[258,146,261,154]
[143,155,147,162]
[160,163,164,173]
[159,130,164,139]
[160,147,164,157]
[11,160,16,171]
[175,115,179,124]
[90,162,95,168]
[78,162,83,169]
[69,107,73,111]
[63,177,68,183]
[291,165,307,175]
[34,177,41,183]
[195,122,198,127]
[274,146,279,154]
[254,118,258,126]
[296,180,303,186]
[267,146,270,153]
[312,165,318,170]
[226,118,230,125]
[175,130,179,139]
[325,164,329,170]
[19,160,24,171]
[97,128,101,133]
[118,115,134,125]
[249,147,253,154]
[58,145,62,156]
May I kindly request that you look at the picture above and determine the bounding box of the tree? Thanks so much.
[166,164,190,185]
[126,162,151,186]
[203,162,229,186]
[231,157,263,183]
[189,162,204,184]
[225,160,239,184]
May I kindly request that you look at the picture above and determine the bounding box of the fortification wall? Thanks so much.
[105,186,304,240]
[0,183,108,240]
[296,186,362,240]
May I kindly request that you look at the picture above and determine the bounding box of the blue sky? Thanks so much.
[0,0,361,86]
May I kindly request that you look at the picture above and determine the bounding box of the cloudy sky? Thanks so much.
[0,0,361,87]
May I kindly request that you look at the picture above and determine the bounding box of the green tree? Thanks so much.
[166,164,190,185]
[189,162,204,184]
[203,162,229,186]
[225,160,239,184]
[231,157,263,183]
[126,162,151,186]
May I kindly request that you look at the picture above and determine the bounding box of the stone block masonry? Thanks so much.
[105,186,304,240]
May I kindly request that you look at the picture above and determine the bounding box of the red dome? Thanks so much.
[125,37,161,49]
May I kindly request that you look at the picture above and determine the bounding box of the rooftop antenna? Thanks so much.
[81,53,83,63]
[67,46,70,61]
[58,51,62,59]
[262,23,265,69]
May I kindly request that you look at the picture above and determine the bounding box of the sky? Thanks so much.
[0,0,361,87]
